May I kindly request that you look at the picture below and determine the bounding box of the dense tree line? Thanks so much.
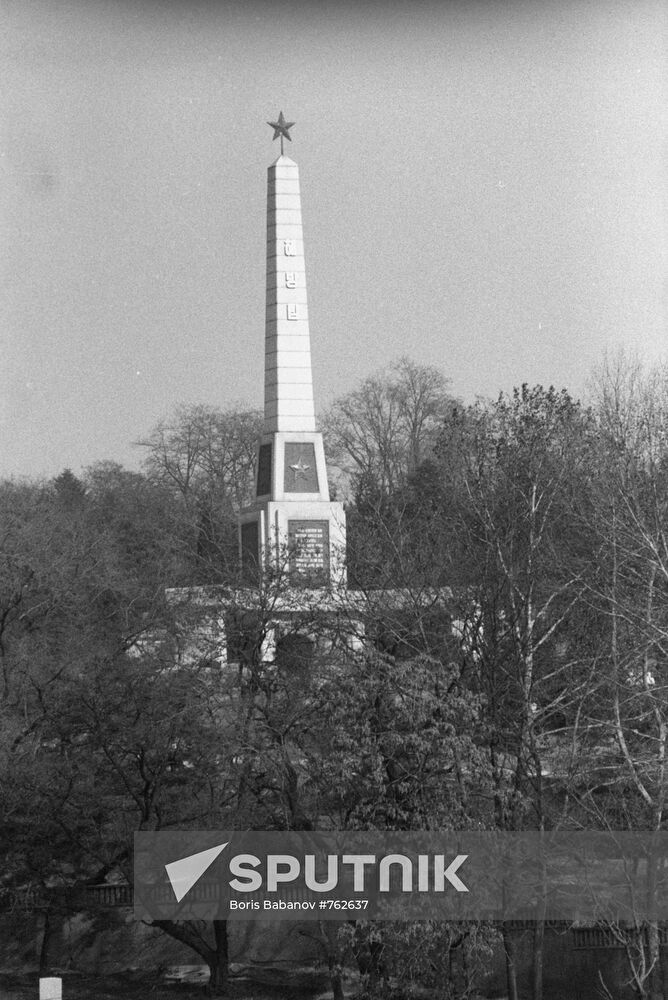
[1,354,667,998]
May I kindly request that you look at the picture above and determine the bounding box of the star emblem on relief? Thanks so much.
[290,458,311,482]
[267,111,295,143]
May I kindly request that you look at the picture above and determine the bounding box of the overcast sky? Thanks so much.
[1,0,665,479]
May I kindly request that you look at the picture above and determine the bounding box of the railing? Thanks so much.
[83,884,132,907]
[5,885,668,951]
[0,883,132,911]
[572,924,668,950]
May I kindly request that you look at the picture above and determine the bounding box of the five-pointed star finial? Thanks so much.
[267,111,295,155]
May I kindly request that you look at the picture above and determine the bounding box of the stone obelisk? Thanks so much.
[264,151,315,434]
[239,113,346,587]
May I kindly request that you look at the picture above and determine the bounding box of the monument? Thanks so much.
[168,115,439,667]
[167,114,357,670]
[238,113,346,590]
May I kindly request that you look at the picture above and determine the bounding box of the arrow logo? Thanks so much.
[165,842,228,902]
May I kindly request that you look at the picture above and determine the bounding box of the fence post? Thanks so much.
[39,977,62,999]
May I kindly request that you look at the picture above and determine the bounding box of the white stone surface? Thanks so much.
[265,304,310,321]
[266,224,304,240]
[267,198,302,214]
[267,273,307,290]
[270,209,303,225]
[264,156,316,435]
[269,289,307,305]
[271,177,301,194]
[39,980,62,1000]
[267,368,311,386]
[264,382,315,402]
[265,334,312,351]
[266,241,304,258]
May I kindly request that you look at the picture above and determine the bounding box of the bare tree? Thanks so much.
[136,404,262,580]
[572,355,668,1000]
[322,357,455,497]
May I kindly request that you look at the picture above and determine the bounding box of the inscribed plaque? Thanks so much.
[284,443,319,493]
[257,443,272,497]
[288,520,330,585]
